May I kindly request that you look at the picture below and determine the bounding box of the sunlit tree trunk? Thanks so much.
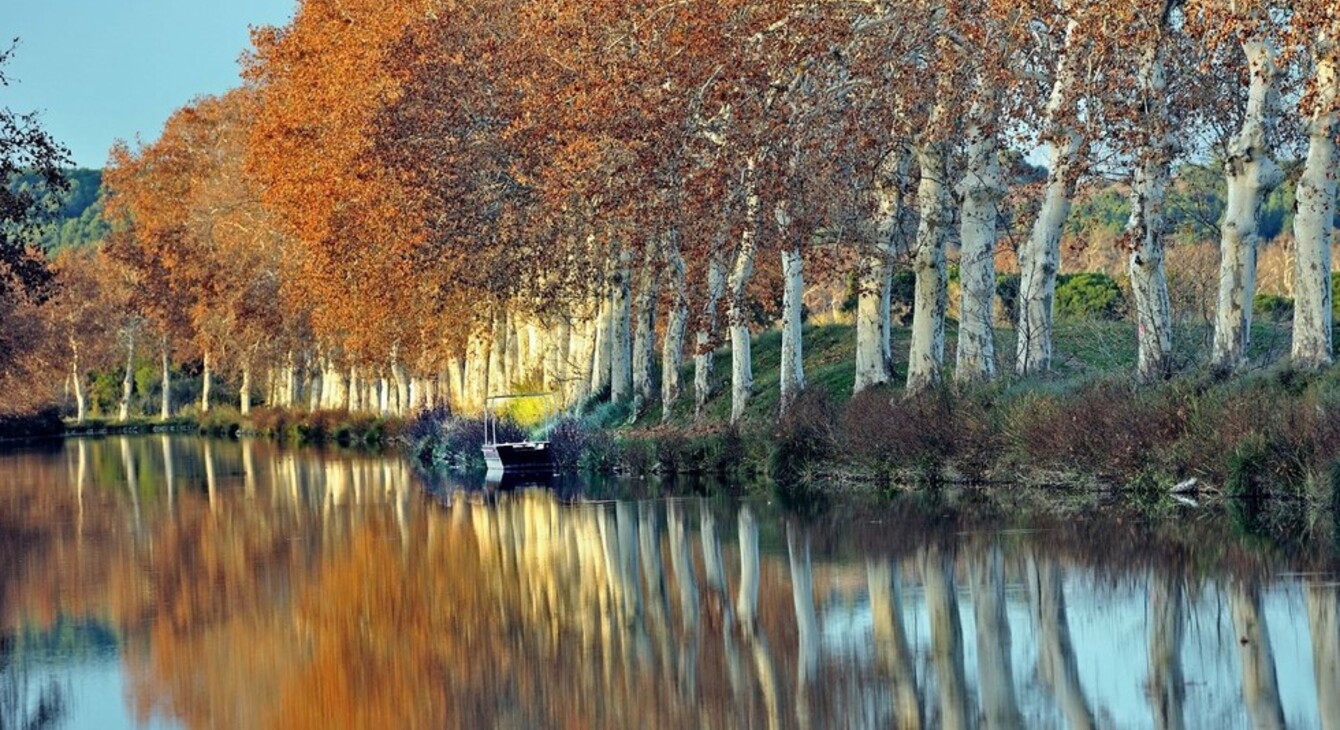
[160,337,172,420]
[1128,35,1175,382]
[727,155,760,425]
[780,242,806,414]
[69,338,86,423]
[1230,580,1286,730]
[1307,581,1340,730]
[956,91,1004,385]
[1213,40,1283,372]
[907,128,950,394]
[971,545,1022,729]
[694,251,727,419]
[200,350,212,414]
[590,295,612,397]
[118,333,134,422]
[924,547,970,730]
[868,559,922,729]
[1017,19,1083,376]
[1148,574,1185,730]
[1291,33,1338,369]
[391,350,408,415]
[610,259,634,405]
[662,233,689,422]
[631,241,660,414]
[857,147,910,393]
[240,361,252,415]
[489,312,509,399]
[307,360,321,413]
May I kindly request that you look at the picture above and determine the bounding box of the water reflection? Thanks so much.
[0,437,1338,727]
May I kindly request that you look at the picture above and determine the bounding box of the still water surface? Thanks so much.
[0,436,1337,728]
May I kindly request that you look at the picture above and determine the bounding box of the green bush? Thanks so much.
[1253,293,1293,322]
[995,273,1021,323]
[1056,273,1125,321]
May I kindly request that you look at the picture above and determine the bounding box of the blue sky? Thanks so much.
[5,1,296,168]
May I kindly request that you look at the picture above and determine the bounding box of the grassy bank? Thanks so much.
[596,318,1340,511]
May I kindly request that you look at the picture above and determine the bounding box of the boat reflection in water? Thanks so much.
[0,436,1337,728]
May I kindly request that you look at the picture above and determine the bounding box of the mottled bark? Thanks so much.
[200,350,212,414]
[956,93,1004,384]
[907,132,950,394]
[160,338,171,420]
[779,244,806,412]
[118,333,134,422]
[1128,39,1175,382]
[1291,35,1338,369]
[856,148,910,393]
[1017,20,1083,375]
[694,252,727,419]
[727,156,759,425]
[662,234,689,421]
[1213,40,1283,372]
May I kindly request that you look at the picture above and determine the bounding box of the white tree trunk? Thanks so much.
[590,295,611,397]
[391,353,408,415]
[907,135,950,394]
[200,350,212,414]
[307,362,321,413]
[631,241,660,413]
[118,333,134,422]
[956,96,1004,385]
[1128,41,1175,382]
[160,339,171,420]
[694,252,727,419]
[1291,35,1338,369]
[349,365,361,413]
[779,244,806,412]
[489,313,509,399]
[1017,20,1083,376]
[240,362,252,415]
[662,234,689,422]
[610,261,634,405]
[70,339,86,424]
[858,147,911,393]
[378,375,390,415]
[1213,40,1283,372]
[727,155,759,425]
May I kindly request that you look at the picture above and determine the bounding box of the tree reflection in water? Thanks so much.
[0,437,1336,728]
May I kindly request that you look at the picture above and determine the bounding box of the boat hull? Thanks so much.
[482,442,554,474]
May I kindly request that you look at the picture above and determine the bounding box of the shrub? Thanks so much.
[995,273,1021,323]
[0,407,64,439]
[1055,273,1125,321]
[545,417,592,471]
[1253,294,1293,322]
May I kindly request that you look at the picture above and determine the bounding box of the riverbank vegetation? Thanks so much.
[3,2,1340,510]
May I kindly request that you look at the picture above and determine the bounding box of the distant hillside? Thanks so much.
[8,167,109,252]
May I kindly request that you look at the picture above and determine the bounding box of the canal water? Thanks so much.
[0,436,1335,729]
